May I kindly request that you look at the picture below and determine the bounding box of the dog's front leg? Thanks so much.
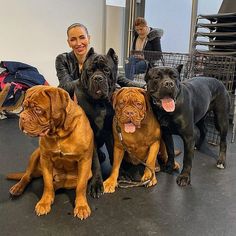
[88,146,104,199]
[161,128,175,173]
[35,156,54,216]
[176,133,194,186]
[103,146,125,193]
[141,141,159,187]
[74,155,92,220]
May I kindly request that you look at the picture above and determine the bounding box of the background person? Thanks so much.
[125,17,162,80]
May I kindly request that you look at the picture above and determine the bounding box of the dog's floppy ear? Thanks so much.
[107,48,119,66]
[176,64,183,74]
[44,87,70,129]
[138,88,151,112]
[112,88,124,109]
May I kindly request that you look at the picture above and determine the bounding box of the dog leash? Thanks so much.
[114,117,155,188]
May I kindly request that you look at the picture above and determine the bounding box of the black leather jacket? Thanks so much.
[55,50,142,98]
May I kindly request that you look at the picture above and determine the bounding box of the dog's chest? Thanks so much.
[40,137,81,160]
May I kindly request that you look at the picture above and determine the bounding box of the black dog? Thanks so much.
[74,47,118,196]
[145,66,230,186]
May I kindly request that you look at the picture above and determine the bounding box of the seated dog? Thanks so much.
[103,87,179,193]
[145,66,230,186]
[7,86,94,220]
[74,48,118,187]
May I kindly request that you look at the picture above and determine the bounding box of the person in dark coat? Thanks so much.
[125,17,162,80]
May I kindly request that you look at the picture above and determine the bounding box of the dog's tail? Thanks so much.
[6,172,25,180]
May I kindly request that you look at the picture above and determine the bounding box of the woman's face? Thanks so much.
[135,25,148,38]
[67,26,90,57]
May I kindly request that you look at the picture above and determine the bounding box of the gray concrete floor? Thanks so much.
[0,116,236,236]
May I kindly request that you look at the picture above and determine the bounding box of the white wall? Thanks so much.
[0,0,105,86]
[105,5,125,65]
[145,0,192,53]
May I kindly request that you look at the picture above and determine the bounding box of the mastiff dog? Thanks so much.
[145,66,230,186]
[7,86,94,220]
[103,87,179,193]
[74,47,118,193]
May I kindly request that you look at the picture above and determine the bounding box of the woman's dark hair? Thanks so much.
[67,23,89,36]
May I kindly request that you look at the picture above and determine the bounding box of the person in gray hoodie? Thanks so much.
[125,17,162,80]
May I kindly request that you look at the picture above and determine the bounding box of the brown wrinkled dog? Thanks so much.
[7,85,93,220]
[104,87,179,193]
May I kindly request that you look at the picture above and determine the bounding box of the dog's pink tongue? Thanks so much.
[124,123,136,133]
[161,98,175,112]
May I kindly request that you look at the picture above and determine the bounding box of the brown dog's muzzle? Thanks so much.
[19,111,50,137]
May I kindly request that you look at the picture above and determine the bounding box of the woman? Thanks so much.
[56,23,141,98]
[125,17,162,80]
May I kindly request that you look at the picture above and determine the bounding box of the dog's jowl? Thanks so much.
[145,66,230,186]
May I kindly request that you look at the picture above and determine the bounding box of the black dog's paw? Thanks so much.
[164,159,175,174]
[165,163,174,174]
[176,173,191,186]
[88,176,104,198]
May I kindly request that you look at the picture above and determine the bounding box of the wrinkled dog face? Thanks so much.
[19,86,69,137]
[145,66,182,112]
[20,90,51,137]
[81,48,118,100]
[113,88,148,133]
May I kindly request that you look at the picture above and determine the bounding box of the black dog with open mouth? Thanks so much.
[145,66,230,186]
[74,47,118,196]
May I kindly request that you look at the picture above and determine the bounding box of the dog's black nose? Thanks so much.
[163,80,175,88]
[125,110,134,117]
[94,75,104,82]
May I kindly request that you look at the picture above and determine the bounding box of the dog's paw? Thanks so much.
[35,201,52,216]
[165,161,175,174]
[176,173,191,186]
[9,182,25,196]
[216,160,225,169]
[142,174,157,187]
[74,204,91,220]
[88,176,104,198]
[103,179,117,193]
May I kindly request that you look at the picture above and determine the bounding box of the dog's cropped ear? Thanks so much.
[107,48,119,66]
[86,47,95,59]
[176,64,183,74]
[144,64,152,83]
[144,62,153,81]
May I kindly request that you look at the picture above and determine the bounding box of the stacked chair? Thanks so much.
[191,12,236,143]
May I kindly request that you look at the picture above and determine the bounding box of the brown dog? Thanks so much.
[104,87,179,193]
[7,85,93,220]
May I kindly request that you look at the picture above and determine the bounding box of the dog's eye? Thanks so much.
[103,67,110,75]
[118,101,125,108]
[34,107,42,114]
[171,73,179,79]
[135,102,143,109]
